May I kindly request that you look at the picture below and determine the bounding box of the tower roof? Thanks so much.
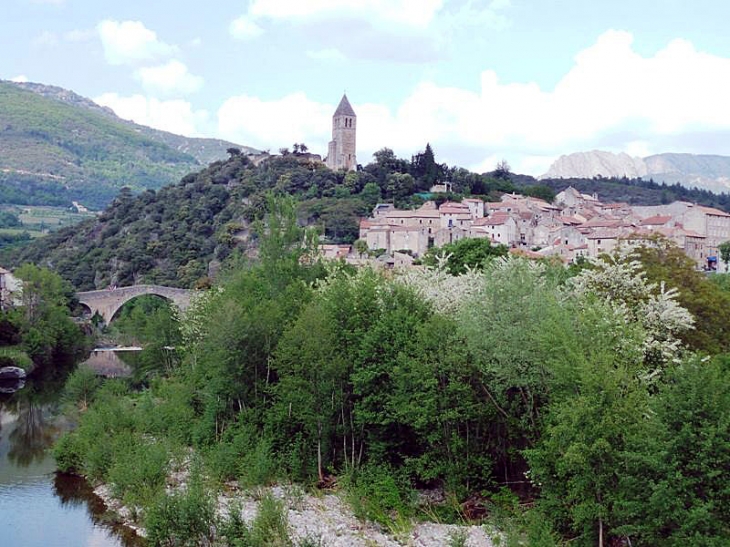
[334,94,356,117]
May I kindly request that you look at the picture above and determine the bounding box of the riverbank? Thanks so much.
[92,479,497,547]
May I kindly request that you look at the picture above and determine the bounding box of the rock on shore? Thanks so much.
[94,481,497,546]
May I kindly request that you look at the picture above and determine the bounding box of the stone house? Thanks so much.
[586,229,622,257]
[434,226,467,247]
[439,202,473,230]
[470,214,517,246]
[681,205,730,269]
[638,215,675,229]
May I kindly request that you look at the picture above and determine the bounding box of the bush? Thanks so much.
[53,432,84,473]
[345,464,414,527]
[249,494,291,547]
[62,366,101,410]
[238,436,279,488]
[219,494,293,547]
[145,481,215,547]
[107,433,169,504]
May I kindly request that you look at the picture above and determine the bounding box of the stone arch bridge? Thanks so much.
[77,285,192,323]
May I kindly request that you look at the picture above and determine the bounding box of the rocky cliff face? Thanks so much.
[541,150,730,193]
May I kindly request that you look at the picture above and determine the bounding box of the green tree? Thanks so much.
[423,237,508,275]
[719,240,730,271]
[272,299,346,481]
[360,182,381,210]
[354,239,368,258]
[633,238,730,354]
[523,184,556,202]
[640,356,730,544]
[14,263,85,364]
[526,353,652,547]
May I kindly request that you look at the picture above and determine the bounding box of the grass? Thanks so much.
[0,228,44,238]
[0,205,96,239]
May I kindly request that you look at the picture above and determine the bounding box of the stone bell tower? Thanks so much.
[326,94,357,171]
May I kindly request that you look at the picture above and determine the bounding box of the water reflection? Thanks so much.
[81,350,137,378]
[0,359,142,547]
[53,473,144,547]
[7,401,57,467]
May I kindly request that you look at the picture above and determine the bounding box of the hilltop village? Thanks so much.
[301,95,730,271]
[348,187,730,270]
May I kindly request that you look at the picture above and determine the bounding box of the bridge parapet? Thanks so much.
[77,285,192,323]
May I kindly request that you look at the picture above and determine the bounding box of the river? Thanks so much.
[0,354,142,547]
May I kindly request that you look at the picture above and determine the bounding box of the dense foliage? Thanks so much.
[53,202,730,546]
[5,146,525,289]
[0,264,86,369]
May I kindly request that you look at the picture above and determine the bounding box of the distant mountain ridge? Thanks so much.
[0,80,256,208]
[9,81,258,165]
[541,151,730,194]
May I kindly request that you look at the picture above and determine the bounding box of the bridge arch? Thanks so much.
[77,285,192,324]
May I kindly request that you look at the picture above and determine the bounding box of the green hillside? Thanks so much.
[3,145,517,289]
[0,81,254,209]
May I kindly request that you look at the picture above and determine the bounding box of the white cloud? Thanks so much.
[229,16,264,40]
[215,30,730,175]
[94,93,209,137]
[247,0,445,28]
[218,92,332,151]
[10,75,29,83]
[230,0,448,41]
[306,48,346,61]
[97,20,177,66]
[134,60,203,96]
[441,0,512,33]
[230,0,509,61]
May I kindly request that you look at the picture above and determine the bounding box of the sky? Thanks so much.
[3,0,730,176]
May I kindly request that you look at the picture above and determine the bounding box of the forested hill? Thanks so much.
[0,80,252,208]
[530,175,730,211]
[2,147,525,290]
[8,142,730,290]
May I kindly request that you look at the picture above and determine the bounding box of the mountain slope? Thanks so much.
[0,80,254,208]
[541,150,730,193]
[11,81,257,165]
[3,152,357,289]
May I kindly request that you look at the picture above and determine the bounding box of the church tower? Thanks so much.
[326,94,357,171]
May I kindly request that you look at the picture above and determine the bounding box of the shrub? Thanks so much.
[106,433,169,505]
[345,464,414,527]
[145,483,216,547]
[250,494,291,547]
[62,366,101,410]
[53,432,84,473]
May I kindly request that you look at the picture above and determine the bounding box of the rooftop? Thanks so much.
[334,94,356,117]
[639,215,672,226]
